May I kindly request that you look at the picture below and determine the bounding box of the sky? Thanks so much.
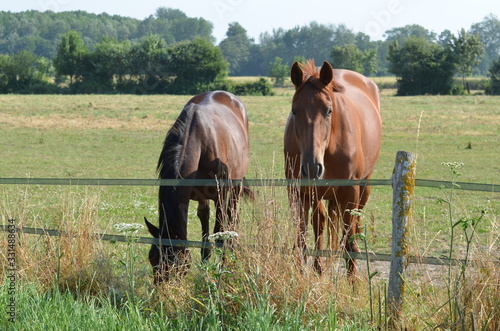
[2,0,499,43]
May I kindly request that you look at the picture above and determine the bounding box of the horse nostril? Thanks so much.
[317,163,324,178]
[301,165,308,178]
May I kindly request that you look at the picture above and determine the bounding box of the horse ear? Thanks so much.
[319,61,333,86]
[290,62,303,87]
[144,217,159,238]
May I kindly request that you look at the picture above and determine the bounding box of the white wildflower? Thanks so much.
[114,222,144,234]
[208,231,239,241]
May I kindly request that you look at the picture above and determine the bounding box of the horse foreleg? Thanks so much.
[311,199,327,274]
[295,194,311,267]
[327,199,340,252]
[338,186,361,276]
[198,200,211,261]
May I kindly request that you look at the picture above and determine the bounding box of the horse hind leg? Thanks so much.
[198,200,211,260]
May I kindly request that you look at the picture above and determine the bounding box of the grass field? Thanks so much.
[1,91,499,329]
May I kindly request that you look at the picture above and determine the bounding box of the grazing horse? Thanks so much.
[284,60,381,276]
[145,91,251,283]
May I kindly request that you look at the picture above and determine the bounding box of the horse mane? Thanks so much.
[156,106,190,236]
[157,107,189,179]
[299,59,345,93]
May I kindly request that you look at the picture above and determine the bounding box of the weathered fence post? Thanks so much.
[388,151,416,326]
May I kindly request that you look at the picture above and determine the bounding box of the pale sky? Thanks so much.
[3,0,499,43]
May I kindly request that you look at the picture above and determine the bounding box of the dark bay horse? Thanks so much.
[145,91,251,282]
[284,60,381,276]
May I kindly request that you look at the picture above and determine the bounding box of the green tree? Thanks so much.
[93,38,132,87]
[486,57,500,95]
[268,57,288,87]
[0,55,9,91]
[0,51,49,93]
[129,34,168,92]
[167,38,228,94]
[470,14,500,74]
[385,24,437,44]
[219,22,253,75]
[151,7,214,43]
[388,37,456,95]
[449,28,484,92]
[331,44,377,75]
[331,44,364,72]
[53,30,88,85]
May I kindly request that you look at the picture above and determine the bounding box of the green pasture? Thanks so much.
[1,91,499,329]
[1,92,499,249]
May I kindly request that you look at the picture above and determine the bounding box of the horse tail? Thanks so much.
[242,186,254,200]
[230,177,254,201]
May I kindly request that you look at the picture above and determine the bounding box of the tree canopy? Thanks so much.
[1,9,500,95]
[388,37,456,95]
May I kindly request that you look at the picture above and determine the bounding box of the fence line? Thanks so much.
[0,177,498,192]
[2,225,493,267]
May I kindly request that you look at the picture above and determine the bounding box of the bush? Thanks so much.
[388,37,456,95]
[212,78,274,96]
[485,58,500,95]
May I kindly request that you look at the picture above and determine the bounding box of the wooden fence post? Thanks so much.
[388,151,416,325]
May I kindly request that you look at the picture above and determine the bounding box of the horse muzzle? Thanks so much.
[301,162,324,179]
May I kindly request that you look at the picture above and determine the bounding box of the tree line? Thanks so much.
[1,8,499,95]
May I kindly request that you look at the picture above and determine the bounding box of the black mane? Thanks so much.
[156,105,191,237]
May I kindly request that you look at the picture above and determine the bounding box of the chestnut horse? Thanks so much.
[284,60,381,276]
[145,91,251,283]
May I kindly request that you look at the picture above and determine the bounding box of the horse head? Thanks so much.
[144,217,190,283]
[290,60,340,179]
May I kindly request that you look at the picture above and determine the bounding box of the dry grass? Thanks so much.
[1,190,119,295]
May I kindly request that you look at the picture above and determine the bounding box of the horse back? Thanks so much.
[179,91,250,182]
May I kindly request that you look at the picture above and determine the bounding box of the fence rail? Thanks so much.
[2,225,489,267]
[0,177,498,192]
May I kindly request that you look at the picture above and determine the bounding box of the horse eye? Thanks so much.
[291,108,296,115]
[326,107,333,117]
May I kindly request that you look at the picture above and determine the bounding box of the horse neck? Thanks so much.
[157,109,190,240]
[158,185,186,240]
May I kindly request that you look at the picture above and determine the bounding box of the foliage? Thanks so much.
[268,57,289,87]
[448,28,484,92]
[126,34,169,93]
[166,38,228,94]
[470,14,500,74]
[384,24,437,44]
[149,7,214,44]
[219,22,253,75]
[330,44,377,75]
[388,37,457,95]
[0,9,213,59]
[0,50,56,93]
[2,9,500,92]
[485,57,500,95]
[53,31,88,85]
[214,77,274,96]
